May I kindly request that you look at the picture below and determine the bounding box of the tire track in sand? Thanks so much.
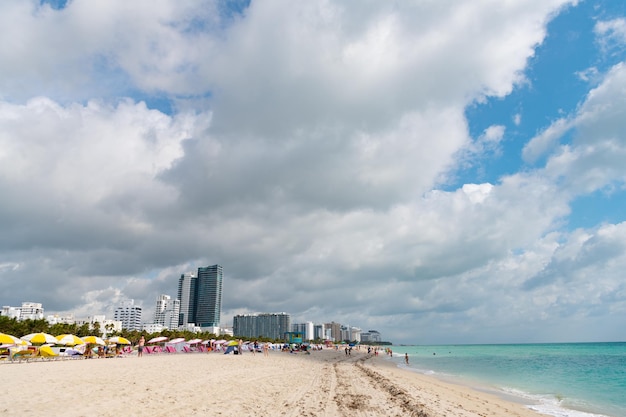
[354,358,430,417]
[281,354,430,417]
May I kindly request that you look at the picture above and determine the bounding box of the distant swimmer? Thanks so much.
[405,353,409,365]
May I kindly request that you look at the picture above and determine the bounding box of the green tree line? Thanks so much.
[0,316,221,344]
[0,316,287,345]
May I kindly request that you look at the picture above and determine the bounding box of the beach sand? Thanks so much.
[0,348,546,417]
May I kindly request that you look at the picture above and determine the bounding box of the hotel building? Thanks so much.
[233,312,291,340]
[113,299,142,331]
[177,265,223,330]
[195,265,223,328]
[154,294,180,330]
[177,272,196,326]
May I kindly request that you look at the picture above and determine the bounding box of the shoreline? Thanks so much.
[379,347,618,417]
[1,348,549,416]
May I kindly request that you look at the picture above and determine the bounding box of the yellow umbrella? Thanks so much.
[39,345,59,359]
[107,336,131,345]
[21,332,58,345]
[56,334,85,346]
[0,332,23,345]
[82,336,105,345]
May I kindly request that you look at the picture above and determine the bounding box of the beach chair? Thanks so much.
[183,346,193,353]
[144,346,154,354]
[11,348,36,362]
[165,346,177,353]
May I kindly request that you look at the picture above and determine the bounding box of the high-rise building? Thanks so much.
[292,321,315,341]
[195,265,223,328]
[233,313,291,340]
[324,322,342,342]
[113,299,142,331]
[177,272,197,326]
[314,324,325,340]
[154,294,180,330]
[360,330,382,343]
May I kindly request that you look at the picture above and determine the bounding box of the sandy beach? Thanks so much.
[1,348,546,417]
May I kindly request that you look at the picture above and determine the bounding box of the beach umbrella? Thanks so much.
[0,332,23,345]
[147,336,168,344]
[228,340,239,346]
[21,332,58,345]
[169,337,186,344]
[82,336,105,345]
[107,336,131,345]
[56,334,85,346]
[187,339,202,344]
[39,345,58,358]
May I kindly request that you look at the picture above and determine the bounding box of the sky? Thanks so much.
[1,0,626,345]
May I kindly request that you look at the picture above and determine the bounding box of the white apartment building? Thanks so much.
[1,302,44,320]
[143,323,166,333]
[20,302,44,320]
[154,294,180,330]
[46,313,75,325]
[1,305,22,319]
[113,299,142,331]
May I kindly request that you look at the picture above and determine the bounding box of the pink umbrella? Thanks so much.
[169,337,186,344]
[147,336,168,344]
[187,339,202,344]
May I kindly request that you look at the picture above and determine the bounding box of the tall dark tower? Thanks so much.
[195,264,223,328]
[177,272,197,326]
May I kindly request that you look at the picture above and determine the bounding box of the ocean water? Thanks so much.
[387,343,626,417]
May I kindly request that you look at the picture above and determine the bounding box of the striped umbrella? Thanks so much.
[56,334,85,346]
[82,336,105,345]
[0,332,23,345]
[21,332,58,345]
[107,336,131,345]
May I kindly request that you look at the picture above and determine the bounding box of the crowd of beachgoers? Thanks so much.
[1,330,342,362]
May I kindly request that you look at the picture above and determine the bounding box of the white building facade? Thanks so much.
[154,294,180,330]
[113,299,142,331]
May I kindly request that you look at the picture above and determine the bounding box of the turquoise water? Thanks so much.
[388,343,626,417]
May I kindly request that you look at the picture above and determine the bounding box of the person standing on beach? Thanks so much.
[405,353,409,365]
[138,335,145,357]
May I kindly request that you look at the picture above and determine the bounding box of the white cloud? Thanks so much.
[595,18,626,52]
[540,62,626,194]
[6,0,625,345]
[523,117,573,163]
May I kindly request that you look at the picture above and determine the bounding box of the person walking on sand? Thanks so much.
[405,353,409,365]
[138,335,145,357]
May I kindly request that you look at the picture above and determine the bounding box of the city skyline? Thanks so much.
[2,300,380,343]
